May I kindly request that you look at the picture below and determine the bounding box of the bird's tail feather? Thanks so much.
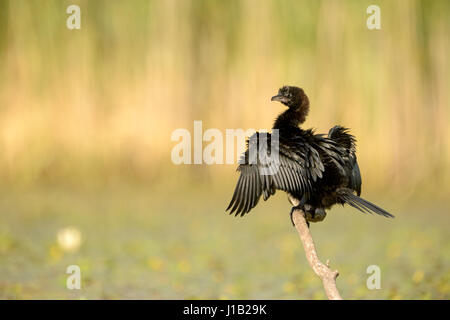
[339,191,394,218]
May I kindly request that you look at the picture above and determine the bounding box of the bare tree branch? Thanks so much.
[289,195,343,300]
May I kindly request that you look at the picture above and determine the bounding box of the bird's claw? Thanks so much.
[290,205,309,227]
[290,205,301,226]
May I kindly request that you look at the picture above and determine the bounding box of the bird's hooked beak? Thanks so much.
[271,94,289,104]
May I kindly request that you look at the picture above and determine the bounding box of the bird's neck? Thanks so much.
[273,105,309,130]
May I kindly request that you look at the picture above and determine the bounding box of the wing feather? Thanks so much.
[226,131,337,216]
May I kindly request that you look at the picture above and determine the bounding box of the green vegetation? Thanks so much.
[0,186,448,299]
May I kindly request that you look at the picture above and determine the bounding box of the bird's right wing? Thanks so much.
[349,158,362,196]
[328,125,361,196]
[226,132,329,216]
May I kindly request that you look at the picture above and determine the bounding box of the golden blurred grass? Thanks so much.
[0,0,449,199]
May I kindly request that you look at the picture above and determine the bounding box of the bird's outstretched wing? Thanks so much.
[328,126,361,196]
[349,158,362,196]
[226,131,344,216]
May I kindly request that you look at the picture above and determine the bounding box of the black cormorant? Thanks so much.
[226,86,394,225]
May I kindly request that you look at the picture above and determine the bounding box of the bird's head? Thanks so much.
[271,86,309,110]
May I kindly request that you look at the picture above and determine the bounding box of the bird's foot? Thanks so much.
[290,205,303,226]
[306,208,327,223]
[290,204,326,227]
[290,204,313,227]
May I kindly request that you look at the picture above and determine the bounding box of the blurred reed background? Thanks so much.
[0,0,449,299]
[0,0,449,198]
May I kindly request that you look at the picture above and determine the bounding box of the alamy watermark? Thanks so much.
[171,121,280,175]
[366,265,381,290]
[66,265,81,290]
[66,5,81,30]
[366,5,381,30]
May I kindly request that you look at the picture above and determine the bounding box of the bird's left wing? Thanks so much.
[226,132,327,216]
